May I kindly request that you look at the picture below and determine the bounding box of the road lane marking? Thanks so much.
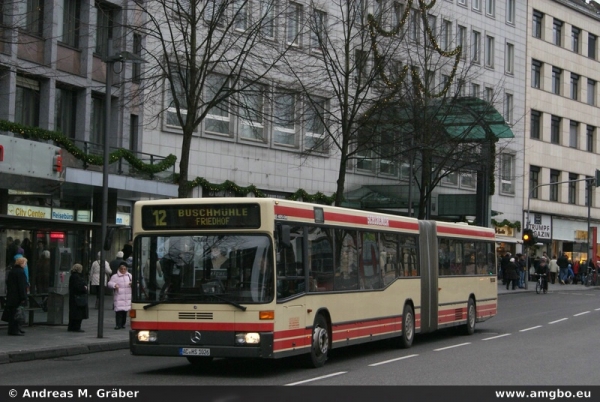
[285,371,347,386]
[482,333,511,341]
[369,354,419,366]
[433,342,471,351]
[574,311,590,316]
[595,308,600,311]
[549,318,568,324]
[519,325,542,332]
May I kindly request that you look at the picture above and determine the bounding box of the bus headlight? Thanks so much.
[235,333,260,345]
[137,331,157,342]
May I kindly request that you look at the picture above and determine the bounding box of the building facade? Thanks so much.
[524,0,600,265]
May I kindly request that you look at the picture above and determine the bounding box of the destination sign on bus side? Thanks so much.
[141,204,261,230]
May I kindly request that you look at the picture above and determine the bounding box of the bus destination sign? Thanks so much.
[141,203,261,230]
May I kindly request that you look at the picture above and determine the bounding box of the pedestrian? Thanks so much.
[1,256,28,336]
[557,252,569,284]
[516,253,526,288]
[68,263,89,332]
[109,251,125,276]
[122,240,133,261]
[13,253,30,291]
[107,261,132,330]
[35,250,51,294]
[89,252,112,309]
[500,252,512,285]
[548,255,559,284]
[504,257,519,290]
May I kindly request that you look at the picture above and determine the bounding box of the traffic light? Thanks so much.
[522,228,536,247]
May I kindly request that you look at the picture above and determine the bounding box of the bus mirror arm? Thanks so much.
[277,224,291,249]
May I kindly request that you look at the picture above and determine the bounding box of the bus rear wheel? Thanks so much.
[463,298,476,335]
[186,356,213,368]
[307,314,329,368]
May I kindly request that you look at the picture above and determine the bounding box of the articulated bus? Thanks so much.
[129,198,497,368]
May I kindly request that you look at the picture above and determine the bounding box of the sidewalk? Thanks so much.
[1,282,596,364]
[0,294,129,364]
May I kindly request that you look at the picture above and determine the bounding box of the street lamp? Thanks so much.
[98,39,146,338]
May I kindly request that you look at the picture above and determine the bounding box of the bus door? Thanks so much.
[418,221,438,333]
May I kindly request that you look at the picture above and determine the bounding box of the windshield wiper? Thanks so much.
[206,293,247,311]
[142,297,187,310]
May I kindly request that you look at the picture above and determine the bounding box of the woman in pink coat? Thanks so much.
[107,261,132,329]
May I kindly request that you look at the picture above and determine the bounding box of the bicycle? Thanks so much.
[535,273,548,294]
[584,266,598,287]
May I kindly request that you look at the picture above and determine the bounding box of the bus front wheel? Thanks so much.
[307,314,329,368]
[394,304,414,349]
[463,298,476,335]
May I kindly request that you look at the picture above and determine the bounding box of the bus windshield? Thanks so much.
[133,234,274,304]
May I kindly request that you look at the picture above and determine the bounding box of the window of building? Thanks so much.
[442,170,459,186]
[165,67,188,128]
[204,0,227,28]
[233,0,249,31]
[311,9,326,52]
[530,166,540,199]
[55,86,77,139]
[441,20,452,51]
[90,96,105,147]
[532,10,543,39]
[305,97,326,152]
[410,8,420,42]
[132,34,142,83]
[472,0,481,11]
[95,2,115,57]
[500,153,515,195]
[570,120,579,149]
[58,0,80,47]
[587,125,595,153]
[260,0,276,38]
[239,83,265,141]
[374,0,384,24]
[531,59,542,89]
[505,42,514,74]
[457,25,466,59]
[129,114,139,152]
[504,93,513,124]
[568,173,577,204]
[571,73,579,100]
[205,74,230,135]
[485,87,493,102]
[550,170,560,202]
[458,0,466,5]
[471,82,480,98]
[572,27,580,53]
[531,110,541,140]
[485,35,494,67]
[461,171,476,190]
[427,14,437,46]
[15,76,40,127]
[392,2,405,30]
[273,92,296,146]
[506,0,515,24]
[552,66,561,95]
[471,30,481,63]
[355,49,369,83]
[589,33,597,60]
[485,0,494,17]
[287,2,302,46]
[18,0,44,36]
[551,115,561,144]
[553,18,562,47]
[587,78,596,106]
[379,130,398,175]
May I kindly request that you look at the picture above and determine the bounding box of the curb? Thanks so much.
[0,341,129,364]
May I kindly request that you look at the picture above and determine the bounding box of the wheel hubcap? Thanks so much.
[313,326,329,356]
[404,312,414,340]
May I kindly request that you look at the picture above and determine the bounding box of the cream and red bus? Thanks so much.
[129,198,497,368]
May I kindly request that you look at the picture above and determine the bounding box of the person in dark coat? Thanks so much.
[504,257,519,290]
[1,257,28,335]
[67,263,88,332]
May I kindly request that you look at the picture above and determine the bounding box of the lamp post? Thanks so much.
[98,39,146,338]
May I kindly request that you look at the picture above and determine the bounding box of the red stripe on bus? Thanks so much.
[131,321,274,332]
[436,225,495,239]
[274,205,314,219]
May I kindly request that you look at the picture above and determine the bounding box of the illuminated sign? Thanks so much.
[141,204,261,230]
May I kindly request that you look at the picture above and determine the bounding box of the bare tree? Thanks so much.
[133,0,290,197]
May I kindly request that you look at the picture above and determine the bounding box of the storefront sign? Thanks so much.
[494,226,514,237]
[7,204,51,219]
[574,230,588,242]
[52,208,74,221]
[530,214,551,240]
[77,211,91,222]
[116,212,130,226]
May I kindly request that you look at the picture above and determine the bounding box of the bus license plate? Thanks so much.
[180,348,210,356]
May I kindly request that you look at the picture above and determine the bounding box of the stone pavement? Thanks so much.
[0,282,596,364]
[0,294,129,364]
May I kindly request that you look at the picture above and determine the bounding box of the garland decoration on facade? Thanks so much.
[0,120,177,174]
[491,219,521,232]
[186,176,337,204]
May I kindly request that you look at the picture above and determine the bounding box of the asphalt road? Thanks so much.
[1,288,599,386]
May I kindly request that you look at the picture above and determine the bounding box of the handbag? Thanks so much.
[14,306,26,324]
[75,293,88,307]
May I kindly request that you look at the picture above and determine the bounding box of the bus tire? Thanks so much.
[395,304,414,349]
[186,356,213,368]
[307,314,329,368]
[463,298,476,335]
